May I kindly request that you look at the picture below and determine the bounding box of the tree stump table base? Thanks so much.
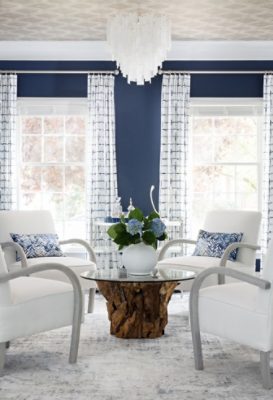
[97,281,178,339]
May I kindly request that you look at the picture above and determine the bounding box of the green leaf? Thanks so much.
[107,222,126,239]
[143,217,151,230]
[142,230,157,246]
[107,225,118,240]
[128,208,144,221]
[157,232,168,241]
[148,211,160,220]
[114,231,131,246]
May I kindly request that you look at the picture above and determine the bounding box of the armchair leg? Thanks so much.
[260,351,272,389]
[0,342,6,373]
[189,289,204,370]
[69,285,83,364]
[87,288,96,313]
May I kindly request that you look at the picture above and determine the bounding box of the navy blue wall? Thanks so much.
[1,60,269,213]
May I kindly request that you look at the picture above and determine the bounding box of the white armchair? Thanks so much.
[0,247,83,373]
[189,238,273,389]
[0,210,97,312]
[158,210,262,290]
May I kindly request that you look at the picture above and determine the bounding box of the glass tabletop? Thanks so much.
[81,268,195,283]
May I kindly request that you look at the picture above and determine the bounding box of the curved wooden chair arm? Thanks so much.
[158,238,197,261]
[0,262,83,364]
[59,238,96,263]
[219,242,260,284]
[220,242,260,267]
[1,241,28,268]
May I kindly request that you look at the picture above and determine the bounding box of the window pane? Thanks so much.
[65,116,86,135]
[192,118,214,135]
[44,116,64,134]
[215,135,257,163]
[22,136,42,162]
[192,136,214,164]
[43,193,64,221]
[21,166,41,191]
[65,136,85,162]
[65,192,85,219]
[22,116,42,134]
[65,166,85,192]
[21,192,42,209]
[44,136,64,163]
[214,117,257,135]
[42,166,64,192]
[236,166,258,194]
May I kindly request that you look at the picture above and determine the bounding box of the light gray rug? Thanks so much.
[0,293,272,400]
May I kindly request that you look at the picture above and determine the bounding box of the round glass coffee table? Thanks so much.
[81,268,195,339]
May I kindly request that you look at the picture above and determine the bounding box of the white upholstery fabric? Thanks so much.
[9,257,97,289]
[203,210,261,265]
[196,238,273,354]
[158,256,249,289]
[0,248,11,305]
[199,283,272,352]
[0,276,74,343]
[158,210,261,290]
[0,210,96,290]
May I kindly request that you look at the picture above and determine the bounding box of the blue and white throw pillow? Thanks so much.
[192,230,243,261]
[10,233,64,260]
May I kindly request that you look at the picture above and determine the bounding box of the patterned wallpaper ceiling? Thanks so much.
[0,0,272,41]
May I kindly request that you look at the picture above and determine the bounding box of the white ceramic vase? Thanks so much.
[121,242,158,275]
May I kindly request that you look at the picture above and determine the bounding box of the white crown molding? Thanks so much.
[0,40,273,61]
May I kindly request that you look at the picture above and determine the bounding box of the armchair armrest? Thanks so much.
[1,241,28,269]
[220,242,260,267]
[59,239,96,263]
[158,239,197,261]
[191,266,270,294]
[219,242,260,284]
[0,262,83,363]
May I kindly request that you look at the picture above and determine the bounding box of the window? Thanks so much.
[190,98,262,237]
[17,98,87,240]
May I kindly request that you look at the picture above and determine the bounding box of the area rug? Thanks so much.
[0,293,272,400]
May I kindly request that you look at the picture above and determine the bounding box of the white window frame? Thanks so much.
[16,97,88,243]
[189,97,263,234]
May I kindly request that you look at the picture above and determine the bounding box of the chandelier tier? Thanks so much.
[107,13,171,85]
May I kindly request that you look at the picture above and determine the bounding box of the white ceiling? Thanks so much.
[0,0,273,41]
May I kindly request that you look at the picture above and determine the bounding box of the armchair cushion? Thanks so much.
[192,230,243,261]
[0,276,74,343]
[9,256,97,290]
[157,256,249,290]
[10,233,64,260]
[198,282,270,352]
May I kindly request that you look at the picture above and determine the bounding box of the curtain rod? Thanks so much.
[159,70,271,75]
[0,70,119,74]
[0,69,271,75]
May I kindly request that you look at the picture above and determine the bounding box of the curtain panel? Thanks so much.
[159,74,191,238]
[87,74,118,268]
[262,74,273,252]
[0,74,17,210]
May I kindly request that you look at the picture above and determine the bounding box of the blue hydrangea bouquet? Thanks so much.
[107,208,167,250]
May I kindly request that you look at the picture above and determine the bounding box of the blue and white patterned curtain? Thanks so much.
[159,74,191,238]
[87,74,118,268]
[0,74,17,210]
[262,74,273,253]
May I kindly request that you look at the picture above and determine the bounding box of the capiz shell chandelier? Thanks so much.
[107,13,171,85]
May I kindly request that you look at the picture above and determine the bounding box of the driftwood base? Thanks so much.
[97,281,178,339]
